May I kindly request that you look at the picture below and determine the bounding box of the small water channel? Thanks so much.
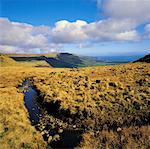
[20,79,83,148]
[19,80,42,125]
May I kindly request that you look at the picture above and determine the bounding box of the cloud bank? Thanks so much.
[0,0,150,53]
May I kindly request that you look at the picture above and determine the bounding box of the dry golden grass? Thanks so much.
[32,62,150,148]
[0,54,150,148]
[0,54,19,67]
[80,126,150,148]
[5,53,57,57]
[33,63,150,118]
[0,55,67,148]
[0,67,49,148]
[0,54,51,68]
[19,61,50,67]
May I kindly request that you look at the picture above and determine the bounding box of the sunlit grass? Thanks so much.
[0,54,149,148]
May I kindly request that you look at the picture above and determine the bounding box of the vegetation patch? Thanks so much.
[0,54,150,148]
[32,63,150,148]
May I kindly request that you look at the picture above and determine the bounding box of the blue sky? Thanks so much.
[0,0,150,56]
[1,0,99,25]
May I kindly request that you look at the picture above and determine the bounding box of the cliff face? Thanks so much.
[45,57,76,68]
[9,52,110,68]
[134,54,150,63]
[10,53,83,68]
[57,53,83,66]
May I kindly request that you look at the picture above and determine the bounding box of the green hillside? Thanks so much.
[9,52,118,68]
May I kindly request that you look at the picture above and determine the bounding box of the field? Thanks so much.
[0,55,150,148]
[33,63,150,148]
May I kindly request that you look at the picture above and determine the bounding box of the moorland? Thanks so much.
[0,53,149,149]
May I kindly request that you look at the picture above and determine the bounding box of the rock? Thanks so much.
[117,127,122,132]
[41,131,45,135]
[58,129,63,133]
[48,136,53,143]
[103,124,108,129]
[73,125,76,128]
[52,134,60,141]
[121,135,125,142]
[45,130,49,134]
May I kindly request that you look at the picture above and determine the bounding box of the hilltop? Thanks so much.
[134,54,150,63]
[0,54,19,66]
[7,53,83,68]
[0,54,50,67]
[1,52,122,68]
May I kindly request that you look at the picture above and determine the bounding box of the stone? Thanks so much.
[73,125,76,128]
[41,131,45,135]
[58,129,63,133]
[52,134,60,141]
[117,127,122,132]
[48,136,52,143]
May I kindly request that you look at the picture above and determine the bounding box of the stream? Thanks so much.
[20,80,83,149]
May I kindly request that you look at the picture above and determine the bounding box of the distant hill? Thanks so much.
[0,54,19,66]
[10,53,81,68]
[1,52,123,68]
[134,54,150,63]
[9,52,108,68]
[57,53,83,67]
[0,54,50,67]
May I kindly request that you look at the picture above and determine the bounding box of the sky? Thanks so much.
[0,0,150,56]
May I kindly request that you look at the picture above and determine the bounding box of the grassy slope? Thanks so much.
[78,57,117,67]
[0,54,19,67]
[0,67,47,148]
[134,54,150,63]
[57,53,118,67]
[0,54,150,148]
[0,54,50,67]
[33,62,150,148]
[5,53,118,68]
[0,55,67,148]
[6,53,57,57]
[19,61,50,67]
[33,63,150,115]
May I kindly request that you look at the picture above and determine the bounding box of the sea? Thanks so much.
[95,55,144,63]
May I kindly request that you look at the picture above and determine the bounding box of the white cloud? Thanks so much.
[144,24,150,39]
[32,25,52,36]
[1,0,150,55]
[0,18,47,48]
[0,45,42,53]
[50,0,150,44]
[98,0,150,24]
[116,30,140,41]
[51,18,139,43]
[52,20,88,43]
[84,19,139,42]
[0,17,142,54]
[1,0,150,54]
[0,18,61,53]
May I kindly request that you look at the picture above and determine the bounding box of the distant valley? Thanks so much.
[2,52,141,68]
